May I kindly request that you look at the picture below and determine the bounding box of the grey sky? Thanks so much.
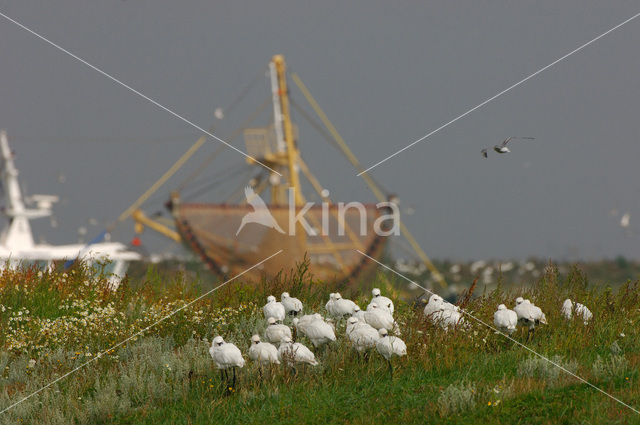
[0,1,639,262]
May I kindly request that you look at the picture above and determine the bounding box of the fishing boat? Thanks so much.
[132,55,445,286]
[0,130,141,288]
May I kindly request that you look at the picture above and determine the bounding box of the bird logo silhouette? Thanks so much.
[236,186,286,235]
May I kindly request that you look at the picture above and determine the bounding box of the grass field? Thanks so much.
[1,261,639,424]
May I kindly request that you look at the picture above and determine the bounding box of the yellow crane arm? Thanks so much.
[291,73,447,288]
[132,209,182,243]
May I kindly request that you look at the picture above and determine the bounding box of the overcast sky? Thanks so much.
[0,1,639,262]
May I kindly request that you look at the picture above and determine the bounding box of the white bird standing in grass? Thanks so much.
[325,293,336,314]
[423,294,445,317]
[346,317,380,353]
[263,295,285,321]
[278,336,318,369]
[281,292,303,317]
[493,304,518,335]
[265,317,292,343]
[514,299,547,340]
[363,303,399,333]
[431,307,464,330]
[423,294,463,330]
[248,334,280,378]
[368,288,394,314]
[352,305,367,322]
[326,293,358,317]
[209,336,245,391]
[375,328,407,377]
[293,316,336,348]
[561,299,593,325]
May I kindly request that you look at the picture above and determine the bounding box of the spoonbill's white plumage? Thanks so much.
[375,328,407,377]
[346,317,380,352]
[265,317,292,344]
[368,288,394,314]
[209,336,245,390]
[263,295,285,321]
[376,328,407,377]
[278,336,318,366]
[493,304,518,335]
[296,313,324,328]
[423,294,462,329]
[431,307,464,330]
[363,303,399,333]
[514,299,547,340]
[325,293,336,314]
[294,317,336,347]
[423,294,445,317]
[375,328,406,360]
[281,292,303,317]
[248,334,280,365]
[326,293,357,317]
[352,305,367,322]
[561,299,593,324]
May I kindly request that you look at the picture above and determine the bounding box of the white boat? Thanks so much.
[0,130,141,288]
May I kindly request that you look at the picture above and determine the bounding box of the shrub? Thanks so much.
[437,382,475,415]
[517,355,578,381]
[592,355,629,380]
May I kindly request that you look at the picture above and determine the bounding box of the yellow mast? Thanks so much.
[272,55,304,206]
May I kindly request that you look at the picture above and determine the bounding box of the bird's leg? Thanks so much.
[232,367,237,390]
[363,351,370,362]
[258,365,263,383]
[220,369,224,387]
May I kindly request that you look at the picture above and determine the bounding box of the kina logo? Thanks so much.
[235,186,285,235]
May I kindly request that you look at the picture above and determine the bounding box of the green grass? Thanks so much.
[1,262,639,424]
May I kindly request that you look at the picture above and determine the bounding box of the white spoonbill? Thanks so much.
[293,317,336,348]
[352,305,367,322]
[561,299,593,325]
[368,288,394,314]
[278,336,318,368]
[209,336,245,390]
[375,328,407,377]
[363,303,399,333]
[346,317,380,352]
[248,334,280,366]
[265,317,292,343]
[431,306,464,330]
[514,299,547,340]
[281,292,303,317]
[263,295,285,321]
[493,304,518,335]
[327,293,357,317]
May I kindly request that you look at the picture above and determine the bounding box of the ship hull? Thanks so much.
[174,203,390,283]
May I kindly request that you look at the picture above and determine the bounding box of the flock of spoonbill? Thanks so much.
[210,289,406,390]
[210,289,593,391]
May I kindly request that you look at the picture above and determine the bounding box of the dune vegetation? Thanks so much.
[1,260,639,424]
